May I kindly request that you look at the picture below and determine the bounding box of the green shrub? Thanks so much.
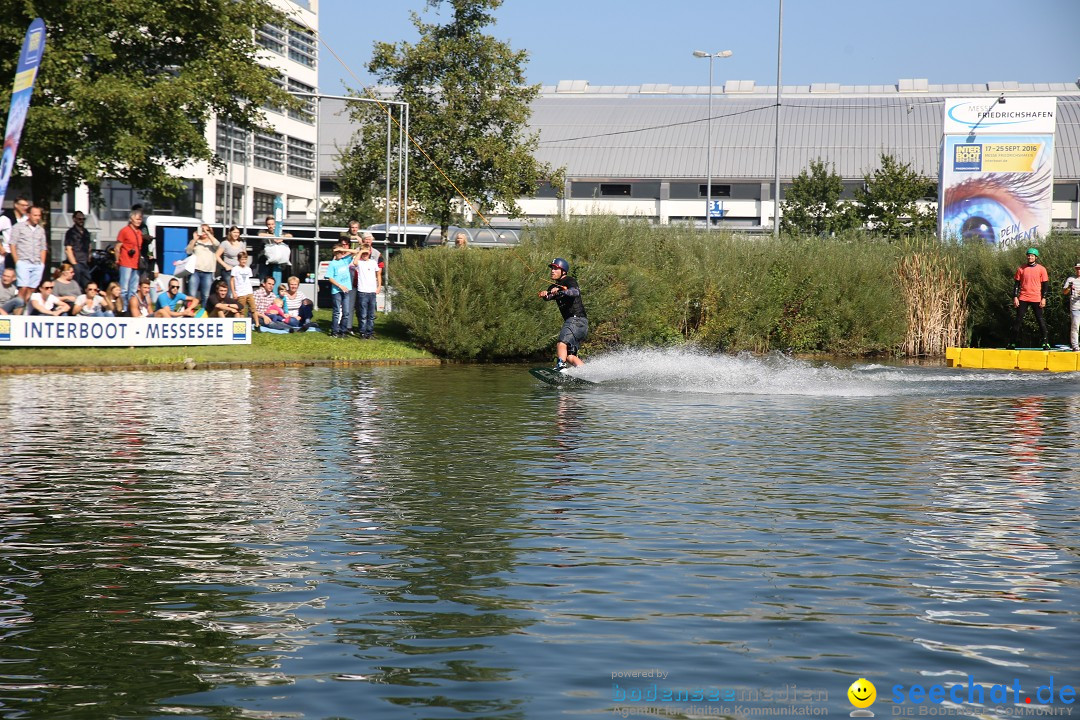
[387,216,1080,359]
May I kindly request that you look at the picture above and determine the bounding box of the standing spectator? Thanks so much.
[360,231,381,263]
[10,205,47,304]
[73,282,112,317]
[127,278,154,318]
[206,280,241,318]
[131,203,155,280]
[325,246,353,338]
[115,208,143,309]
[453,231,469,248]
[186,224,219,305]
[0,196,29,272]
[1063,262,1080,352]
[340,219,363,246]
[1009,247,1050,350]
[101,282,125,316]
[352,247,382,339]
[64,211,93,289]
[258,214,291,293]
[27,278,71,316]
[52,263,82,309]
[0,267,25,315]
[215,225,246,280]
[230,251,256,318]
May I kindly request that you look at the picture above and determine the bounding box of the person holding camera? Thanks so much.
[186,224,219,305]
[115,208,143,309]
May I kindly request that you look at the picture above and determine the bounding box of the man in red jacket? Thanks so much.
[115,208,143,309]
[1009,247,1050,350]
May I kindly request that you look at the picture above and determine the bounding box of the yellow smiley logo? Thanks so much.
[847,678,876,709]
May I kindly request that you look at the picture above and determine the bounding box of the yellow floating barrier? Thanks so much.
[1016,350,1048,371]
[946,347,1078,372]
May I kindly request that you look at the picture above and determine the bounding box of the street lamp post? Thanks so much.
[693,50,732,232]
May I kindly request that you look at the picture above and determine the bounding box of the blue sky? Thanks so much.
[316,0,1079,96]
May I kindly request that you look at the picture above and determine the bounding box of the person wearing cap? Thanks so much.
[538,257,588,371]
[325,245,354,338]
[351,246,382,339]
[1062,262,1080,352]
[1009,247,1050,350]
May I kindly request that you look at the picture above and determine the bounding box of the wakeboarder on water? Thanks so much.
[538,257,588,372]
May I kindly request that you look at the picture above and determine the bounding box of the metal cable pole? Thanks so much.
[773,0,784,238]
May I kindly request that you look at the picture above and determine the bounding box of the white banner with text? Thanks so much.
[0,316,252,347]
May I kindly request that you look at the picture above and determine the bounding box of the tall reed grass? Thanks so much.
[389,216,1080,359]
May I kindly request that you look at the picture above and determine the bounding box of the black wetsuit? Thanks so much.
[546,276,587,320]
[545,276,588,355]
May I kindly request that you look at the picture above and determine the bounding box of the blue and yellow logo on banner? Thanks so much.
[0,318,11,341]
[953,144,982,171]
[232,321,247,341]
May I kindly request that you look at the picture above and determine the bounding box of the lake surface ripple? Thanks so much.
[1,349,1077,719]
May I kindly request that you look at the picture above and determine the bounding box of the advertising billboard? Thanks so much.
[939,97,1057,246]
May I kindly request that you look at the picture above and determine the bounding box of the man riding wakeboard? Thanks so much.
[538,257,588,372]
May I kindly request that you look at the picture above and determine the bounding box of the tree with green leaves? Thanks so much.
[854,153,937,239]
[335,0,560,241]
[0,0,295,214]
[779,158,858,236]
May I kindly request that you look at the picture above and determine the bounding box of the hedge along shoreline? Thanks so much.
[389,216,1080,360]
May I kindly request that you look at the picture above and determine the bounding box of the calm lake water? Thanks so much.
[1,349,1078,720]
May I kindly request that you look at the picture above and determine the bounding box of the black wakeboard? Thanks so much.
[529,367,597,386]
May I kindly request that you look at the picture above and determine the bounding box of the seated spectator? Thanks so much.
[279,275,314,327]
[53,262,82,311]
[27,278,71,316]
[153,277,198,318]
[264,298,301,328]
[101,282,126,317]
[0,268,25,315]
[73,282,113,317]
[128,278,154,318]
[206,280,242,318]
[253,275,298,331]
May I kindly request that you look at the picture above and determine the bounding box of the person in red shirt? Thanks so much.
[1009,247,1050,350]
[115,208,143,309]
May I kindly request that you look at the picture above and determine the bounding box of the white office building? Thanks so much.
[70,0,320,242]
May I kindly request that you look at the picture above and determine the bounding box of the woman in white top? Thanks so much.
[186,224,220,305]
[215,225,246,280]
[28,279,72,316]
[73,282,112,316]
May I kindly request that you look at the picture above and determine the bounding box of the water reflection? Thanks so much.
[0,360,1077,719]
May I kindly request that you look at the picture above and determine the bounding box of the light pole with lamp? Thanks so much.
[692,49,732,232]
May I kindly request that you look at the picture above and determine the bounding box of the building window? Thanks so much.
[253,191,277,223]
[253,131,285,173]
[215,182,244,225]
[288,27,317,68]
[100,180,201,220]
[287,78,316,123]
[257,24,286,55]
[698,184,731,198]
[287,136,315,180]
[264,73,286,114]
[216,121,248,164]
[600,183,632,197]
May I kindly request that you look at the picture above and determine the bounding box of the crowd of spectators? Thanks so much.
[0,207,390,337]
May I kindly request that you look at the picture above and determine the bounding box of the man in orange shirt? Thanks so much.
[115,208,143,309]
[1009,247,1050,350]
